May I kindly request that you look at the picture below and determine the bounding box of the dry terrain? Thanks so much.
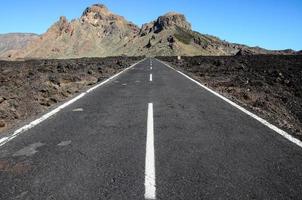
[158,55,302,140]
[0,57,142,133]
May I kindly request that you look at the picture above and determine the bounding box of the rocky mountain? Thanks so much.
[0,4,300,60]
[0,33,39,57]
[2,4,140,59]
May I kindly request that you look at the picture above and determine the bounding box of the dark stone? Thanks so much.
[0,121,5,128]
[167,35,175,43]
[145,39,152,48]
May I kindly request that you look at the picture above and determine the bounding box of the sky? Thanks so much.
[0,0,301,50]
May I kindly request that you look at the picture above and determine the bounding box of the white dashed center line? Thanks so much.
[72,108,83,112]
[150,74,152,82]
[145,103,156,199]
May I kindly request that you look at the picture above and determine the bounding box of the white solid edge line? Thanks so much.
[150,74,153,82]
[0,137,9,144]
[145,103,156,200]
[0,58,147,147]
[156,59,302,148]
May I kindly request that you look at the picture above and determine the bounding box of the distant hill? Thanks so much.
[0,33,39,57]
[0,4,300,60]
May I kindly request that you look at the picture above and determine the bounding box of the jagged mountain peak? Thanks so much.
[79,3,139,33]
[58,16,69,29]
[82,4,111,17]
[45,15,72,37]
[81,3,124,23]
[156,12,191,30]
[140,12,191,36]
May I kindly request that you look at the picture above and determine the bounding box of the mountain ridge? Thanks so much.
[0,33,39,57]
[0,4,300,60]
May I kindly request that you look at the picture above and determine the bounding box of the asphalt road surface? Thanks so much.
[0,58,302,200]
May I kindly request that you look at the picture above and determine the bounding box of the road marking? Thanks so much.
[145,103,156,199]
[72,108,83,112]
[150,67,152,70]
[150,74,152,82]
[157,59,302,148]
[0,58,147,147]
[122,83,127,86]
[0,137,8,144]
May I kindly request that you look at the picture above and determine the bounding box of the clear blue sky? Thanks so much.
[0,0,301,50]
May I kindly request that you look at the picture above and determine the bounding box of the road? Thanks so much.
[0,58,302,200]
